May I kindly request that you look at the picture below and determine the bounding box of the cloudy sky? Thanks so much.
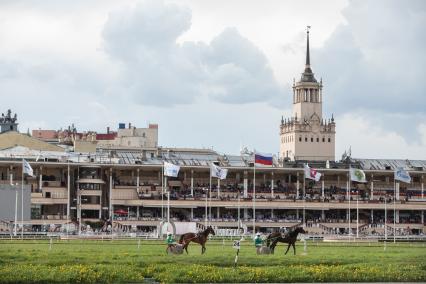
[1,0,425,159]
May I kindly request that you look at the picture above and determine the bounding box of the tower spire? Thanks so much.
[306,26,311,67]
[300,25,316,83]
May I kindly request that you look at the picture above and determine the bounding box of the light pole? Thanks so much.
[13,183,18,237]
[204,188,208,227]
[384,192,387,241]
[237,188,240,233]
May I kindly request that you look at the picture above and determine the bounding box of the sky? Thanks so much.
[0,0,425,160]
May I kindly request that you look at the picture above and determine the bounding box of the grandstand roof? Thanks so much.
[0,143,424,171]
[351,158,426,171]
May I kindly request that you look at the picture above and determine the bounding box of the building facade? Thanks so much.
[0,151,425,236]
[280,28,335,161]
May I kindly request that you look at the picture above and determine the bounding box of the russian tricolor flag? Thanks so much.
[254,152,273,166]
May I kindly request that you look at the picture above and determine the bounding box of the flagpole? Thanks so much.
[209,171,212,226]
[393,178,396,243]
[161,163,164,222]
[385,191,387,241]
[237,189,240,233]
[204,188,208,227]
[252,154,256,235]
[167,188,170,226]
[14,183,18,237]
[21,160,24,239]
[356,187,359,238]
[303,173,306,226]
[348,169,351,240]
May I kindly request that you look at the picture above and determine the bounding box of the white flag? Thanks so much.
[394,168,411,183]
[164,162,180,177]
[23,159,34,177]
[350,168,367,183]
[210,163,228,180]
[304,164,321,182]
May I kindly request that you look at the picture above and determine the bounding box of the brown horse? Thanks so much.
[179,226,215,254]
[266,227,307,255]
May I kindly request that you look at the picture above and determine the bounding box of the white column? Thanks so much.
[191,208,194,220]
[321,178,325,199]
[244,208,248,219]
[370,174,374,200]
[395,210,399,223]
[321,210,325,220]
[421,175,424,199]
[346,180,350,201]
[370,209,374,223]
[9,166,13,185]
[421,211,424,224]
[190,170,194,196]
[136,206,139,218]
[395,182,400,201]
[271,209,274,219]
[39,166,43,190]
[217,207,220,219]
[217,179,220,198]
[271,172,274,198]
[243,171,248,198]
[136,168,140,190]
[296,172,300,198]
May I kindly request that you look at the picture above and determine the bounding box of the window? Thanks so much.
[305,137,307,142]
[316,137,319,142]
[328,138,331,142]
[311,137,313,142]
[322,137,325,142]
[299,137,302,142]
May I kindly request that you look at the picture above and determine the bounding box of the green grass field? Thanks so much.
[0,239,425,283]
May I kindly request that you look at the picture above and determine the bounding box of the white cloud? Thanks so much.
[337,112,426,160]
[101,1,285,107]
[315,0,426,114]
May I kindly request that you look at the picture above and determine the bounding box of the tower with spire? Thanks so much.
[280,27,336,161]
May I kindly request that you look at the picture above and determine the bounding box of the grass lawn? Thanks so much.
[0,239,425,283]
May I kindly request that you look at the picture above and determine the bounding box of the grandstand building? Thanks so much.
[0,146,425,237]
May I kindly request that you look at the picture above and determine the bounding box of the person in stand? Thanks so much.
[166,232,176,249]
[254,232,263,254]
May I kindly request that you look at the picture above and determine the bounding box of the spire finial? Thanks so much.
[299,26,317,83]
[306,26,311,67]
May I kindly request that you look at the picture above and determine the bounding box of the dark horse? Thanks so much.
[179,226,215,254]
[266,227,307,255]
